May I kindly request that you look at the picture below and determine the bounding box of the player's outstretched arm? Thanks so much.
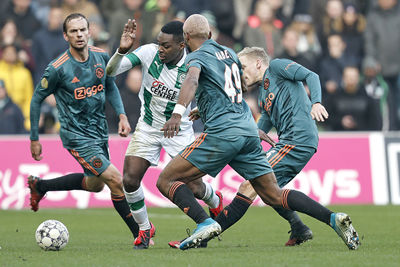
[162,66,200,138]
[118,19,137,54]
[106,19,137,76]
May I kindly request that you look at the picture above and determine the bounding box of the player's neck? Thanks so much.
[170,50,184,65]
[69,47,89,62]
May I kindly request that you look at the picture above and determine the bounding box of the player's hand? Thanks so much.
[118,114,131,137]
[258,129,276,147]
[189,107,200,121]
[311,103,329,122]
[31,140,43,161]
[118,19,136,54]
[161,113,182,138]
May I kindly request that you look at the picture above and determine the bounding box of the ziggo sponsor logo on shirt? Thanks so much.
[74,84,103,100]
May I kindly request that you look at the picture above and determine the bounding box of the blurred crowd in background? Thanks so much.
[0,0,399,135]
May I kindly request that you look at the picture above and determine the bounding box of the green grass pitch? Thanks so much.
[1,205,399,267]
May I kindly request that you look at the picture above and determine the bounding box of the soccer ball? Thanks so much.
[35,220,69,251]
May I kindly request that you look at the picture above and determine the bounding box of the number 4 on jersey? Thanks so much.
[224,63,242,103]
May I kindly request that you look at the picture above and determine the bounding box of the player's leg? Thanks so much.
[186,178,223,219]
[123,155,154,249]
[122,123,165,248]
[250,173,360,249]
[158,133,239,250]
[157,154,221,250]
[27,146,108,211]
[163,129,223,216]
[74,143,140,243]
[267,144,315,246]
[27,173,87,211]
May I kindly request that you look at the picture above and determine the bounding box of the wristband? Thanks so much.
[173,104,186,116]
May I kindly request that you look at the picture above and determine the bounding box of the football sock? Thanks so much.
[215,193,252,232]
[124,186,151,230]
[272,207,304,229]
[36,173,85,194]
[283,189,332,225]
[111,193,140,238]
[169,181,209,224]
[201,182,220,209]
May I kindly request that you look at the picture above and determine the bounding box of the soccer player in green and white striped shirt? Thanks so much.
[106,20,223,249]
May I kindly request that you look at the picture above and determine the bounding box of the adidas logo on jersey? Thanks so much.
[71,76,80,83]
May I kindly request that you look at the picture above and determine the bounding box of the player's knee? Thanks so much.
[123,172,141,191]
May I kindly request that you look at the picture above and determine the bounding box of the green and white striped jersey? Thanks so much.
[114,44,192,131]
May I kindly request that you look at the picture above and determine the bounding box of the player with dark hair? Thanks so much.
[28,13,140,247]
[106,19,223,249]
[158,14,360,251]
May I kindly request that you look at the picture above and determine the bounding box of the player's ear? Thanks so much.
[208,31,212,40]
[63,32,68,42]
[179,41,185,50]
[256,58,262,70]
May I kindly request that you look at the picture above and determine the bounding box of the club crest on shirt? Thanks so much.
[92,158,103,168]
[41,78,48,89]
[95,67,104,79]
[264,78,270,90]
[178,72,186,83]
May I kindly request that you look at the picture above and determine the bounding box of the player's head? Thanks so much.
[183,14,211,52]
[157,20,185,64]
[238,47,270,87]
[63,13,90,51]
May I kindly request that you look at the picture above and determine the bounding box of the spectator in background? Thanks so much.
[87,16,110,49]
[326,66,382,131]
[332,3,366,68]
[364,0,400,130]
[319,34,356,97]
[209,0,236,41]
[0,79,26,134]
[318,0,344,54]
[106,68,142,133]
[0,0,41,42]
[108,0,153,48]
[203,10,238,49]
[0,43,33,130]
[243,0,283,58]
[276,27,315,71]
[0,19,35,72]
[231,0,254,43]
[266,0,295,28]
[61,0,103,23]
[170,0,210,19]
[143,0,178,44]
[32,6,68,85]
[362,58,390,131]
[286,14,321,69]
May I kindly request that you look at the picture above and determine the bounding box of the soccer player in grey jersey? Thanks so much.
[27,13,141,247]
